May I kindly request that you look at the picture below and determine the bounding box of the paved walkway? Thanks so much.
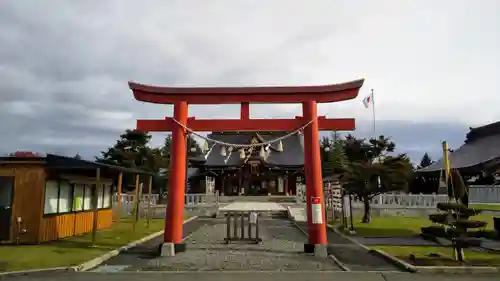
[94,217,342,272]
[293,222,400,272]
[139,218,341,271]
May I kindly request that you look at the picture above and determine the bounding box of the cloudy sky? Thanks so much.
[1,0,499,163]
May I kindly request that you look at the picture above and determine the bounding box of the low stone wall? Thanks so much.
[326,204,437,218]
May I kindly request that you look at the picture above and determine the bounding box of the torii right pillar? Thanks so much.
[302,100,328,257]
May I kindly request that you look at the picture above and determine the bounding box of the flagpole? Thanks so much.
[371,89,376,136]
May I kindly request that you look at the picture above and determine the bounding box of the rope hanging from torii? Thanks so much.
[170,117,315,156]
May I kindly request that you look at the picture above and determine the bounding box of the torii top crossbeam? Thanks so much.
[129,79,364,104]
[129,79,364,132]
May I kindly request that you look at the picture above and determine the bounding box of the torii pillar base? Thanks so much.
[304,244,329,258]
[160,242,186,257]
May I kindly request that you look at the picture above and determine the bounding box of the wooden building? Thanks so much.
[0,154,152,244]
[189,131,305,196]
[416,121,500,193]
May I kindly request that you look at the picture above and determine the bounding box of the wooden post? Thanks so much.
[91,168,101,245]
[147,175,153,228]
[115,172,123,222]
[133,174,140,233]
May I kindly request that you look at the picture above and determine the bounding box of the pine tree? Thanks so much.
[96,129,157,171]
[329,132,347,174]
[418,153,433,169]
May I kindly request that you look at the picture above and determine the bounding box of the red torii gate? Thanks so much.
[129,79,364,256]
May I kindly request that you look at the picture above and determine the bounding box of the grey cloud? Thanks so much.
[0,0,495,163]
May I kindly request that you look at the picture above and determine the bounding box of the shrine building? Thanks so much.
[188,131,305,196]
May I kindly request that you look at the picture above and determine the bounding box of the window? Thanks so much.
[43,180,113,215]
[59,181,73,213]
[73,184,84,211]
[44,181,59,214]
[103,184,111,208]
[97,184,104,209]
[83,184,92,210]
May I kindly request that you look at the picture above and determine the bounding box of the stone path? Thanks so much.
[293,221,401,272]
[94,217,342,272]
[138,218,341,271]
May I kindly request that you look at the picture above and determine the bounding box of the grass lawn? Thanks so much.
[373,245,500,266]
[0,216,188,272]
[336,214,497,238]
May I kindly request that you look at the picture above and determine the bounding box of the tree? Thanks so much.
[320,135,333,175]
[418,153,433,169]
[321,132,347,176]
[160,134,173,178]
[95,129,167,191]
[96,129,156,170]
[187,135,203,158]
[341,135,412,223]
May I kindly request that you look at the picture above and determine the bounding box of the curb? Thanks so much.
[290,219,351,272]
[72,216,198,271]
[330,226,415,273]
[330,225,500,274]
[413,265,500,274]
[0,267,74,278]
[368,248,417,273]
[330,226,371,251]
[0,216,198,276]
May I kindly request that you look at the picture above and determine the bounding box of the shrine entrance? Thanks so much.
[129,79,364,256]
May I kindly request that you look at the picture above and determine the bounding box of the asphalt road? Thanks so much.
[2,271,500,281]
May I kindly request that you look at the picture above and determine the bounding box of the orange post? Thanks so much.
[115,172,123,222]
[164,101,188,246]
[132,174,140,233]
[302,100,327,246]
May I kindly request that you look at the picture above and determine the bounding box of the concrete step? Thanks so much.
[217,202,289,218]
[218,196,297,203]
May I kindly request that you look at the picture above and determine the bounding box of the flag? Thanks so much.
[362,93,373,108]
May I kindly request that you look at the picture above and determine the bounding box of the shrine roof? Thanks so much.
[129,79,364,104]
[418,121,500,173]
[203,132,304,167]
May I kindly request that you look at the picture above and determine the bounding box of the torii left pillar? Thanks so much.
[161,101,188,256]
[302,100,328,256]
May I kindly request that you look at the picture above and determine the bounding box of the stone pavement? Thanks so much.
[139,217,341,271]
[3,271,500,281]
[92,217,348,272]
[293,221,400,271]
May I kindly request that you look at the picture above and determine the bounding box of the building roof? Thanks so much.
[418,122,500,172]
[0,154,156,176]
[203,132,304,168]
